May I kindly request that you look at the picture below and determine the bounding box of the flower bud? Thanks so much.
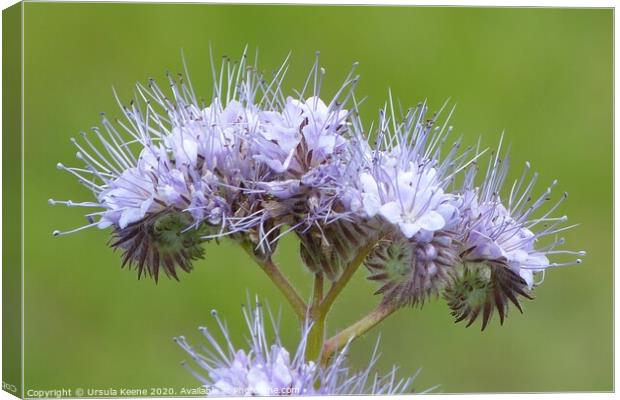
[365,231,459,307]
[444,262,533,330]
[299,219,380,281]
[110,210,208,282]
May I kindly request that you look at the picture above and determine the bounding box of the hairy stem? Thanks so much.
[241,244,307,320]
[321,302,398,365]
[320,244,373,315]
[305,273,325,361]
[260,258,308,320]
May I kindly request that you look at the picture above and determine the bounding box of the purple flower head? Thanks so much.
[338,100,477,305]
[459,139,585,287]
[345,100,477,241]
[50,49,582,323]
[50,50,368,278]
[49,51,275,279]
[445,138,585,329]
[247,55,360,227]
[175,299,420,396]
[252,96,349,176]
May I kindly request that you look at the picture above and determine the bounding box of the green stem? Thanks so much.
[260,258,308,320]
[321,302,398,365]
[320,243,373,315]
[305,273,325,361]
[313,273,324,306]
[241,244,307,320]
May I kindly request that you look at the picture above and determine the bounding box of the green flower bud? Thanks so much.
[365,231,459,307]
[444,262,533,330]
[110,209,209,282]
[299,219,381,281]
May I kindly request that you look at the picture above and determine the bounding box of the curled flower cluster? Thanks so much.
[52,50,583,329]
[175,299,419,396]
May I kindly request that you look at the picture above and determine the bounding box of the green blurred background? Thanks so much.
[22,3,612,394]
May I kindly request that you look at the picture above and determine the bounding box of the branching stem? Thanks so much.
[243,237,393,366]
[241,244,307,320]
[320,244,373,315]
[321,302,398,365]
[259,258,308,320]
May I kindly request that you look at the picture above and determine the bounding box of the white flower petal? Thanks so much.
[271,349,293,388]
[526,253,550,269]
[417,210,446,232]
[399,222,421,238]
[360,172,379,194]
[436,203,457,223]
[118,207,145,229]
[379,202,402,224]
[247,365,271,395]
[362,193,381,217]
[519,269,534,289]
[182,138,198,165]
[509,249,530,264]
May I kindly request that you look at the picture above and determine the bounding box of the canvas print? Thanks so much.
[2,2,613,397]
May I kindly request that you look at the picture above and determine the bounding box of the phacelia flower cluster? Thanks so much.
[174,299,419,396]
[51,50,583,329]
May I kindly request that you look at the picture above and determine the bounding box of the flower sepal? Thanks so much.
[444,262,534,330]
[110,209,210,282]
